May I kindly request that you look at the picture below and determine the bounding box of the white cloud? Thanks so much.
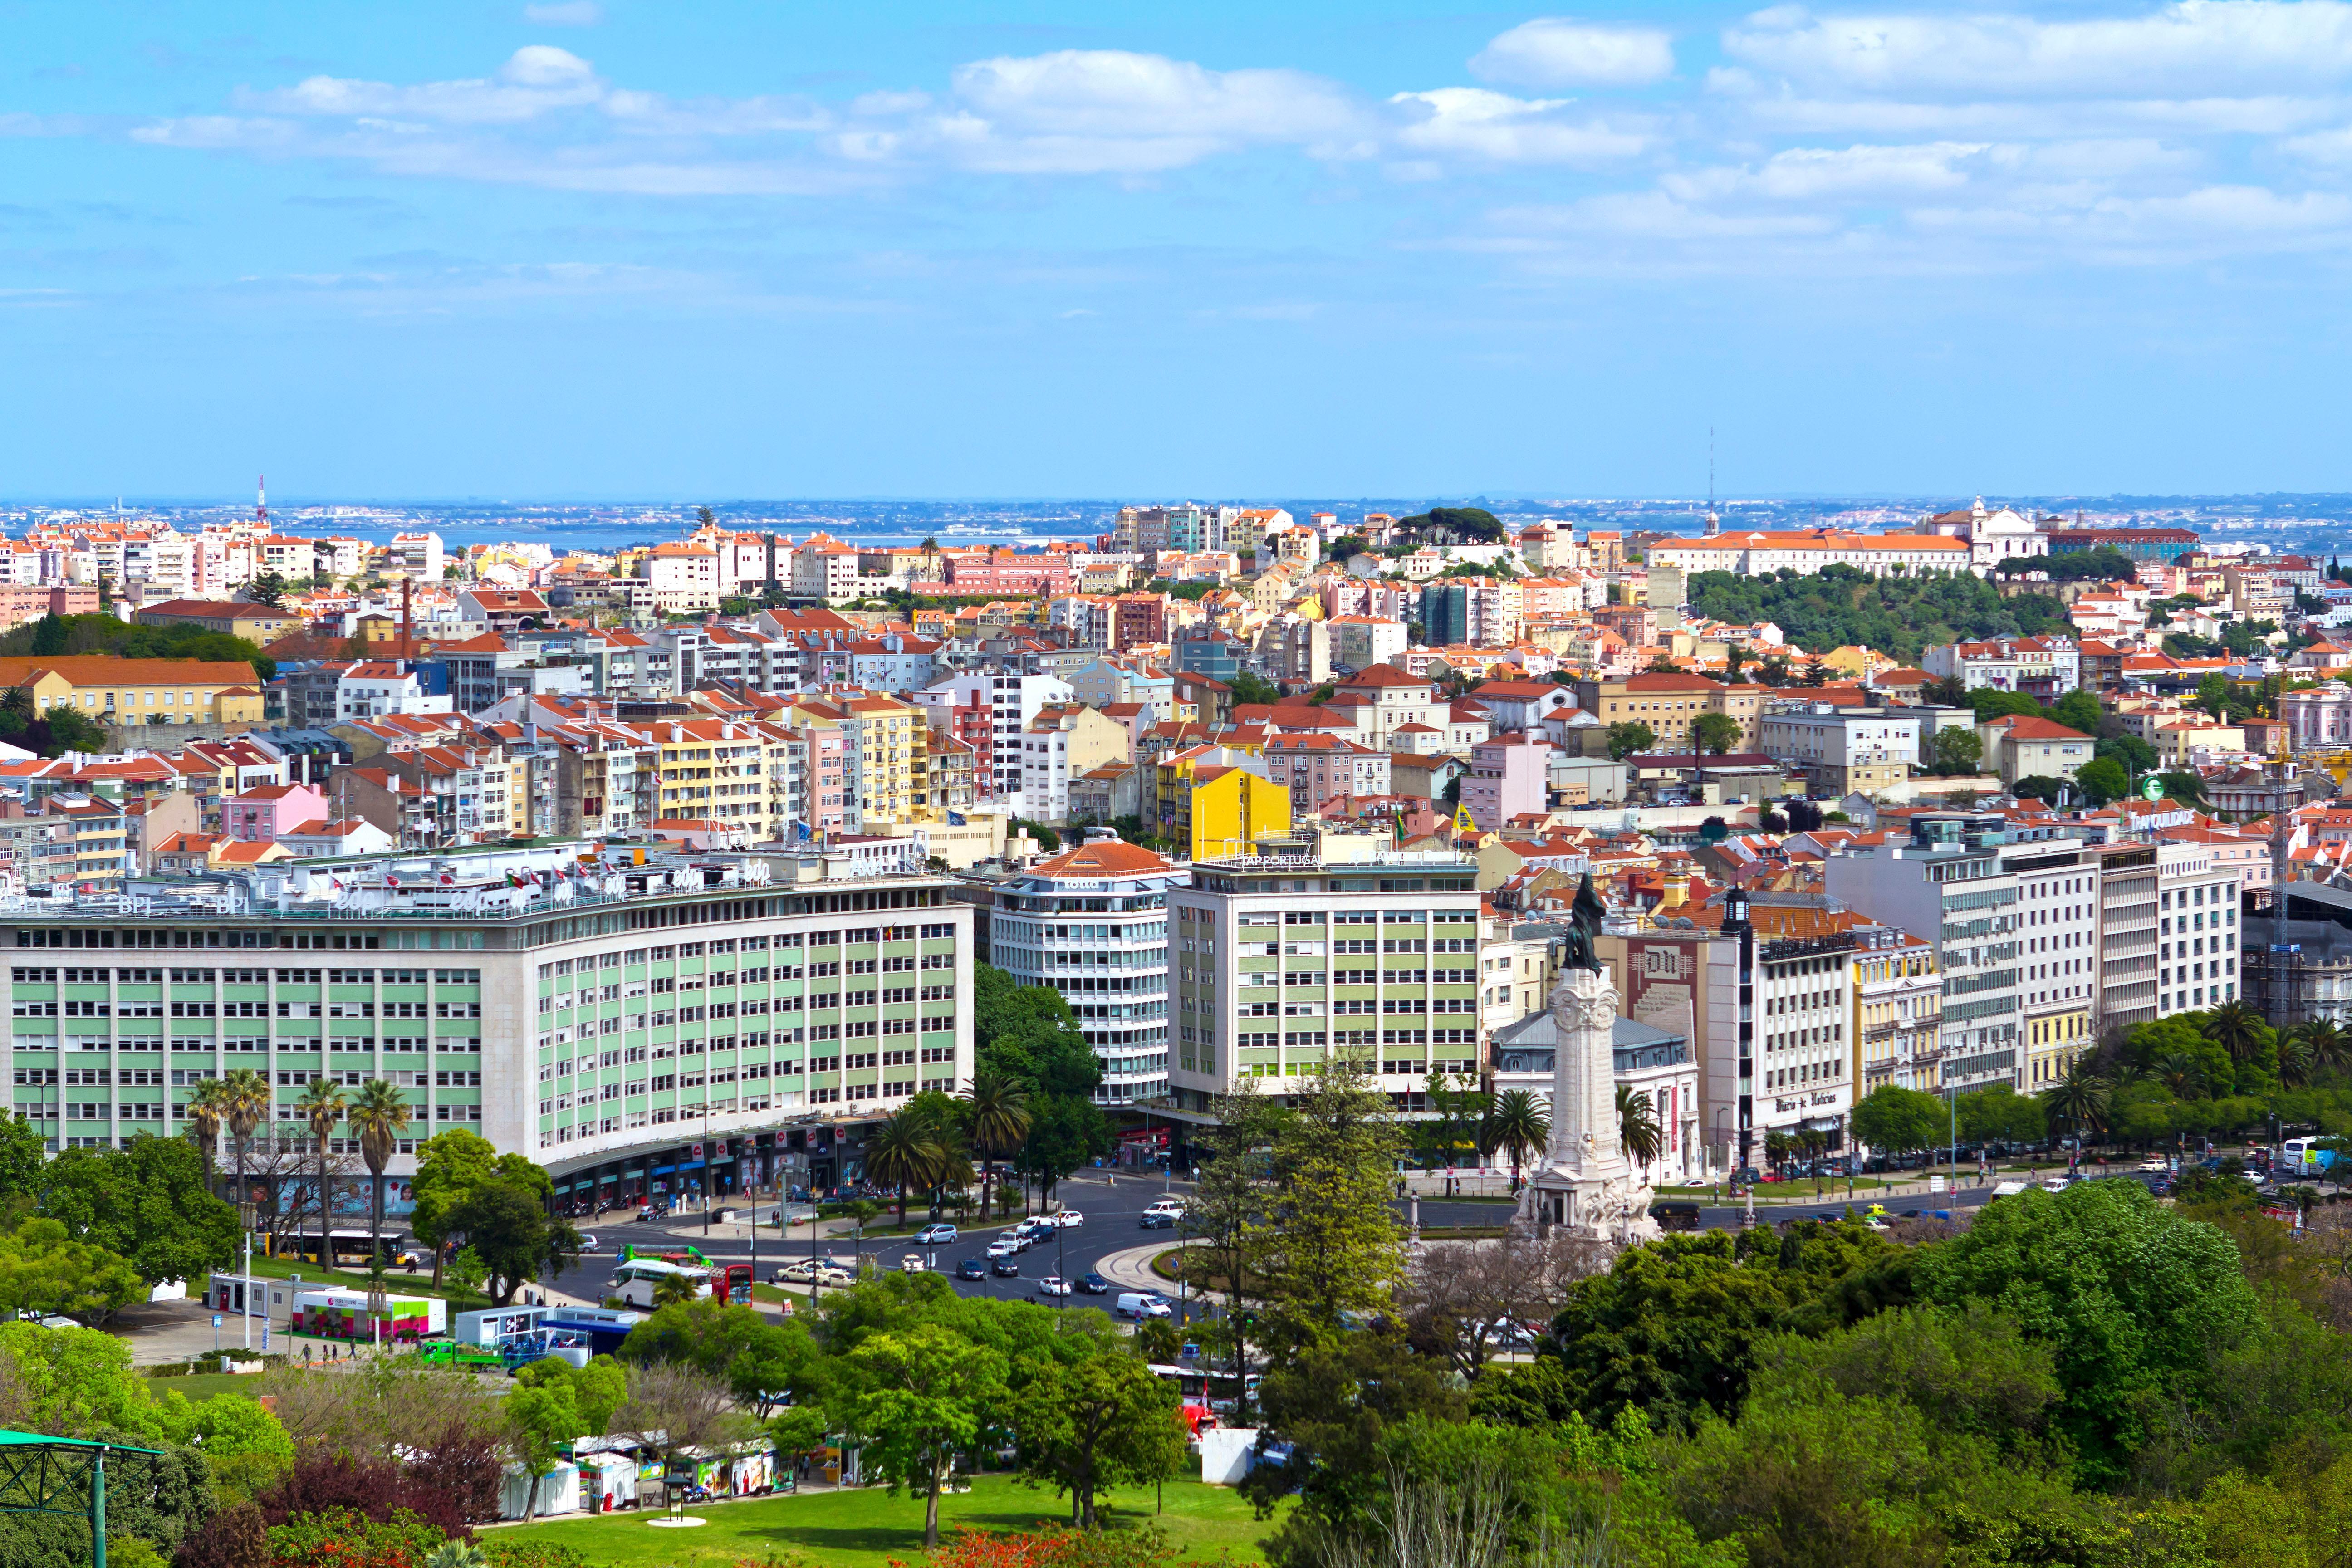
[1665,141,1996,201]
[1388,88,1650,163]
[922,50,1368,172]
[523,1,603,24]
[1725,1,2352,98]
[1471,18,1675,88]
[240,46,603,124]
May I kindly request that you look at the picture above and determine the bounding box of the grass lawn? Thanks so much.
[497,1474,1280,1568]
[149,1372,267,1403]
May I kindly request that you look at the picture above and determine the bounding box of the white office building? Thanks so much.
[988,840,1181,1106]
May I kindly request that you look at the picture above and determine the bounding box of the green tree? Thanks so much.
[27,614,66,657]
[844,1324,1009,1548]
[616,1298,822,1416]
[0,1218,142,1323]
[1617,1086,1664,1179]
[1916,1178,2264,1482]
[867,1108,948,1227]
[1488,1090,1548,1188]
[1606,721,1656,761]
[0,1113,47,1202]
[0,1319,168,1439]
[1954,1083,2046,1145]
[505,1373,593,1522]
[411,1129,551,1289]
[245,569,290,609]
[2074,756,2131,804]
[1851,1084,1947,1160]
[2041,1063,2112,1144]
[446,1180,579,1306]
[1931,726,1983,775]
[1012,1348,1188,1529]
[514,1353,630,1433]
[39,1136,240,1289]
[294,1078,348,1267]
[1227,673,1280,707]
[2048,688,2104,735]
[2097,732,2157,773]
[2195,672,2231,720]
[960,1072,1032,1224]
[218,1068,271,1227]
[346,1079,412,1281]
[1546,1221,1908,1429]
[1250,1064,1406,1362]
[1182,1086,1277,1418]
[1690,711,1743,755]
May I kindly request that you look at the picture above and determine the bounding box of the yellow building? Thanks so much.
[1159,753,1291,860]
[1852,932,1942,1091]
[2,657,266,729]
[845,695,922,826]
[632,717,783,837]
[2025,1003,2094,1090]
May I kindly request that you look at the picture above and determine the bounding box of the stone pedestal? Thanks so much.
[1516,966,1660,1247]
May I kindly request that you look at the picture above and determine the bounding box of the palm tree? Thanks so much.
[185,1077,233,1196]
[1488,1090,1548,1190]
[1617,1085,1664,1180]
[2205,1002,2266,1064]
[2299,1018,2348,1076]
[866,1110,947,1227]
[295,1078,349,1270]
[2151,1050,2210,1101]
[652,1271,702,1309]
[220,1068,272,1229]
[2278,1032,2316,1088]
[960,1073,1032,1224]
[346,1080,413,1279]
[2042,1063,2112,1150]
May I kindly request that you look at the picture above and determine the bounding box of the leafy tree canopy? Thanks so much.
[1685,566,2070,664]
[1394,506,1505,544]
[39,1136,240,1287]
[0,612,274,682]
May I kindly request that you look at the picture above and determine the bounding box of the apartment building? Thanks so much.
[1756,705,1921,796]
[2159,840,2244,1017]
[2010,837,2101,1090]
[914,671,1075,800]
[1168,850,1483,1114]
[1573,672,1765,752]
[2,657,266,730]
[989,840,1179,1106]
[1826,813,2034,1093]
[4,846,972,1202]
[1852,928,1942,1092]
[2094,843,2159,1038]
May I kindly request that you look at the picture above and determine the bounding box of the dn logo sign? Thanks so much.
[1640,948,1686,979]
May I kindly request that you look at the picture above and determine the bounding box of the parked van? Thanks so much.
[1116,1292,1172,1320]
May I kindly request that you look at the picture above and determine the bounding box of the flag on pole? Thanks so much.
[1454,802,1477,835]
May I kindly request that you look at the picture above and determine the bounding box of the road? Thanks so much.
[545,1169,2173,1314]
[549,1169,1203,1312]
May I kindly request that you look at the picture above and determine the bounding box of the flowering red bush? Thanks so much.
[906,1525,1211,1568]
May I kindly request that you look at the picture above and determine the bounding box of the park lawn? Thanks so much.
[495,1474,1282,1568]
[150,1373,266,1403]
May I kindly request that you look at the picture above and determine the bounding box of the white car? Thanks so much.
[986,1239,1021,1260]
[899,1254,926,1274]
[1035,1276,1073,1296]
[1143,1198,1185,1217]
[1050,1210,1084,1229]
[574,1234,600,1254]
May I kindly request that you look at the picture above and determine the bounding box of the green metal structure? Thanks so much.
[0,1430,161,1568]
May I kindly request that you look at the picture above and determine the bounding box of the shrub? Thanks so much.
[265,1508,444,1568]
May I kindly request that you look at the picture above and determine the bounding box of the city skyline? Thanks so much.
[6,1,2352,497]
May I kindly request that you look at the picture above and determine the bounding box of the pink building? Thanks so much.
[222,781,330,842]
[1262,733,1391,811]
[942,554,1074,595]
[1462,733,1551,832]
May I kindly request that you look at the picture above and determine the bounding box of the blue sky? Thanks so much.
[6,0,2352,500]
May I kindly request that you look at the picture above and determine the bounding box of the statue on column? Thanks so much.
[1516,874,1660,1248]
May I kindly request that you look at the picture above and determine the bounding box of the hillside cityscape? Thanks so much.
[10,0,2352,1562]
